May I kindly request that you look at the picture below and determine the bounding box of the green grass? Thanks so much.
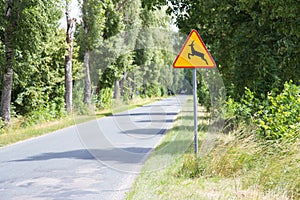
[126,100,298,200]
[0,96,161,147]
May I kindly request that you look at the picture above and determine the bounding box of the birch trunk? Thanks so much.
[114,80,120,99]
[64,1,76,113]
[0,2,14,122]
[83,50,91,105]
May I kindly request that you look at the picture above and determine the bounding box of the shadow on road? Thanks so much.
[9,138,193,165]
[113,112,178,117]
[9,147,152,164]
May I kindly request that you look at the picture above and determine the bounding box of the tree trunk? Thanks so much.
[64,1,76,113]
[114,80,120,99]
[83,50,91,105]
[0,63,13,123]
[120,71,127,97]
[0,2,14,122]
[130,73,135,99]
[82,5,91,106]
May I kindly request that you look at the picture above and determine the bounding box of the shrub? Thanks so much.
[197,80,211,111]
[255,81,300,140]
[224,81,300,140]
[21,101,66,127]
[146,84,161,98]
[97,87,113,109]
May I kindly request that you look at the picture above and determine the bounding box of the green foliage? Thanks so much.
[224,88,258,123]
[21,101,66,127]
[102,0,124,39]
[97,87,113,109]
[13,29,66,118]
[255,82,300,140]
[141,0,166,10]
[80,0,106,52]
[144,84,161,98]
[0,0,68,123]
[170,0,300,100]
[224,81,300,140]
[72,82,93,115]
[197,79,211,111]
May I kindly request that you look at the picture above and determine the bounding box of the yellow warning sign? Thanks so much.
[173,30,216,68]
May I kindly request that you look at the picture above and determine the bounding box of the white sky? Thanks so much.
[59,1,178,32]
[59,0,81,29]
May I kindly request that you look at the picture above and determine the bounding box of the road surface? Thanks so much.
[0,95,188,200]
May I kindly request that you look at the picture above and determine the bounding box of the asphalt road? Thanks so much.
[0,95,188,200]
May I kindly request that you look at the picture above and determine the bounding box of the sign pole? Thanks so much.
[192,68,198,155]
[172,29,216,155]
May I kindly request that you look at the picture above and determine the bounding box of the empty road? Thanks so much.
[0,95,188,200]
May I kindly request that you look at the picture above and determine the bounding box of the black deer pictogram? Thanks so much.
[188,40,208,65]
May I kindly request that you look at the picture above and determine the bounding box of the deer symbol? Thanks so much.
[188,40,208,65]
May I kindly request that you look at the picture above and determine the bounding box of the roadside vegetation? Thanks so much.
[127,85,300,199]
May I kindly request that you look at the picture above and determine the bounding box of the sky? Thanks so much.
[59,1,178,32]
[59,0,81,29]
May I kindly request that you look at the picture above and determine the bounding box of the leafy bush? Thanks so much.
[160,86,167,97]
[145,84,161,98]
[255,82,300,140]
[21,101,66,127]
[97,87,113,109]
[197,80,211,111]
[224,87,261,122]
[223,81,300,140]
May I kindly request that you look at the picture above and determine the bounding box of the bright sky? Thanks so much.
[59,0,81,29]
[59,1,178,32]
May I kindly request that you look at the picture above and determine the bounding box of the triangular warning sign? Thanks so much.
[173,30,216,68]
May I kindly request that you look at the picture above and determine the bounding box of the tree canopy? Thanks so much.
[0,0,298,128]
[169,0,300,99]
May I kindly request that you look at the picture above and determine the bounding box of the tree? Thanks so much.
[65,0,77,113]
[0,0,14,122]
[0,0,64,123]
[169,0,300,99]
[132,6,173,97]
[80,0,105,105]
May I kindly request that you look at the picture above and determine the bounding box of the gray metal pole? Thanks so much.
[192,68,198,155]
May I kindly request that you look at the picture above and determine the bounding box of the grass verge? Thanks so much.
[0,96,161,147]
[126,101,298,199]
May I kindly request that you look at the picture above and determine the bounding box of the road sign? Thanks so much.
[173,29,217,155]
[173,29,216,68]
